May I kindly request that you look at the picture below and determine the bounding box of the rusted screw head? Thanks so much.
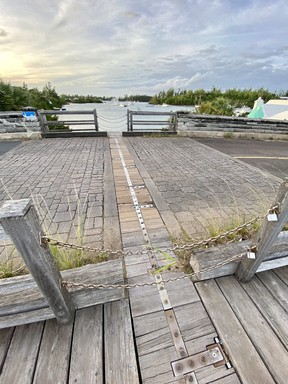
[200,355,206,364]
[188,359,194,367]
[175,363,183,373]
[188,375,194,382]
[174,331,179,337]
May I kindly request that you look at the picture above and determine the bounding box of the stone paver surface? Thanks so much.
[0,138,106,262]
[126,137,280,238]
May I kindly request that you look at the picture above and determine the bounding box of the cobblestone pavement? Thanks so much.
[0,135,282,267]
[0,138,108,262]
[126,137,280,239]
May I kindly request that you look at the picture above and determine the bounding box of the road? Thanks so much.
[0,141,21,156]
[193,137,288,180]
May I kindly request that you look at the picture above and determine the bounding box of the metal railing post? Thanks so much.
[0,199,75,324]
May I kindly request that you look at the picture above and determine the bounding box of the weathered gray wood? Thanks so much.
[93,108,99,131]
[207,374,241,384]
[0,327,14,372]
[258,269,288,310]
[33,319,73,384]
[217,276,288,382]
[274,266,288,286]
[0,322,44,384]
[0,260,124,328]
[133,301,214,357]
[0,199,75,324]
[104,299,140,384]
[237,178,288,281]
[69,306,103,384]
[239,275,288,348]
[257,255,288,272]
[195,279,275,384]
[191,231,288,281]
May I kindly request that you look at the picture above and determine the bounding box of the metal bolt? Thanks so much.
[179,348,186,357]
[164,299,168,304]
[200,355,206,364]
[175,363,183,373]
[174,331,179,338]
[160,286,164,290]
[188,359,194,368]
[188,375,194,382]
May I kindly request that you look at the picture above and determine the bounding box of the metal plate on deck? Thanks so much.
[171,347,224,377]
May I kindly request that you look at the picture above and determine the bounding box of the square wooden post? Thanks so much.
[236,178,288,282]
[0,199,75,324]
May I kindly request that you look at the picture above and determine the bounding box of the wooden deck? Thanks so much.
[0,298,139,384]
[1,266,287,383]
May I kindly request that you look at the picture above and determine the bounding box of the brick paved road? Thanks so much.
[126,137,280,238]
[0,138,107,259]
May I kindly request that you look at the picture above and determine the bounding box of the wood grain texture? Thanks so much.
[0,260,124,328]
[240,274,288,347]
[33,319,73,384]
[258,269,288,310]
[195,279,275,384]
[69,306,103,384]
[104,299,139,384]
[0,200,75,324]
[0,322,44,384]
[217,275,288,383]
[0,327,14,373]
[236,178,288,281]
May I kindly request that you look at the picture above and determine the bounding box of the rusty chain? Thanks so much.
[41,207,280,290]
[41,215,263,257]
[61,251,246,290]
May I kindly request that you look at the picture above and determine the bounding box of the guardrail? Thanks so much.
[127,110,177,132]
[38,109,99,132]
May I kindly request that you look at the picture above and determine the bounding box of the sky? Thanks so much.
[0,0,288,97]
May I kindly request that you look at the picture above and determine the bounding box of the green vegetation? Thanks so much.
[0,80,109,111]
[119,94,152,102]
[150,87,284,109]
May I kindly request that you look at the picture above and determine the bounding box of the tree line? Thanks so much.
[1,80,287,116]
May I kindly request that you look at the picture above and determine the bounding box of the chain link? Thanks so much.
[41,211,276,290]
[62,252,246,290]
[41,215,263,256]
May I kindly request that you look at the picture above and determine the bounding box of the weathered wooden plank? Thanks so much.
[274,266,288,286]
[0,322,44,384]
[239,275,288,348]
[0,261,124,328]
[195,279,275,384]
[258,269,288,310]
[33,319,73,384]
[190,232,288,281]
[0,307,54,329]
[0,199,75,324]
[0,327,14,372]
[257,256,288,272]
[236,178,288,281]
[69,306,103,384]
[104,299,140,384]
[134,301,214,357]
[207,373,241,384]
[217,276,288,382]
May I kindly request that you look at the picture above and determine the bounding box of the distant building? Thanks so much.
[264,99,288,120]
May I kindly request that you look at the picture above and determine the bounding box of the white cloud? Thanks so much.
[0,0,287,95]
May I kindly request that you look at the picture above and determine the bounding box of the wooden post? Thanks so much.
[37,110,47,133]
[127,109,130,131]
[0,199,75,324]
[93,109,99,131]
[236,178,288,282]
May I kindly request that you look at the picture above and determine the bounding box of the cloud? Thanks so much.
[0,28,8,37]
[0,0,288,95]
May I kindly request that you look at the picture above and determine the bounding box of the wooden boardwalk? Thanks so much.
[0,299,139,384]
[0,136,288,383]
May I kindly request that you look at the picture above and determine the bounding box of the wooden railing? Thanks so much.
[0,199,124,328]
[127,110,177,132]
[38,109,99,132]
[236,178,288,282]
